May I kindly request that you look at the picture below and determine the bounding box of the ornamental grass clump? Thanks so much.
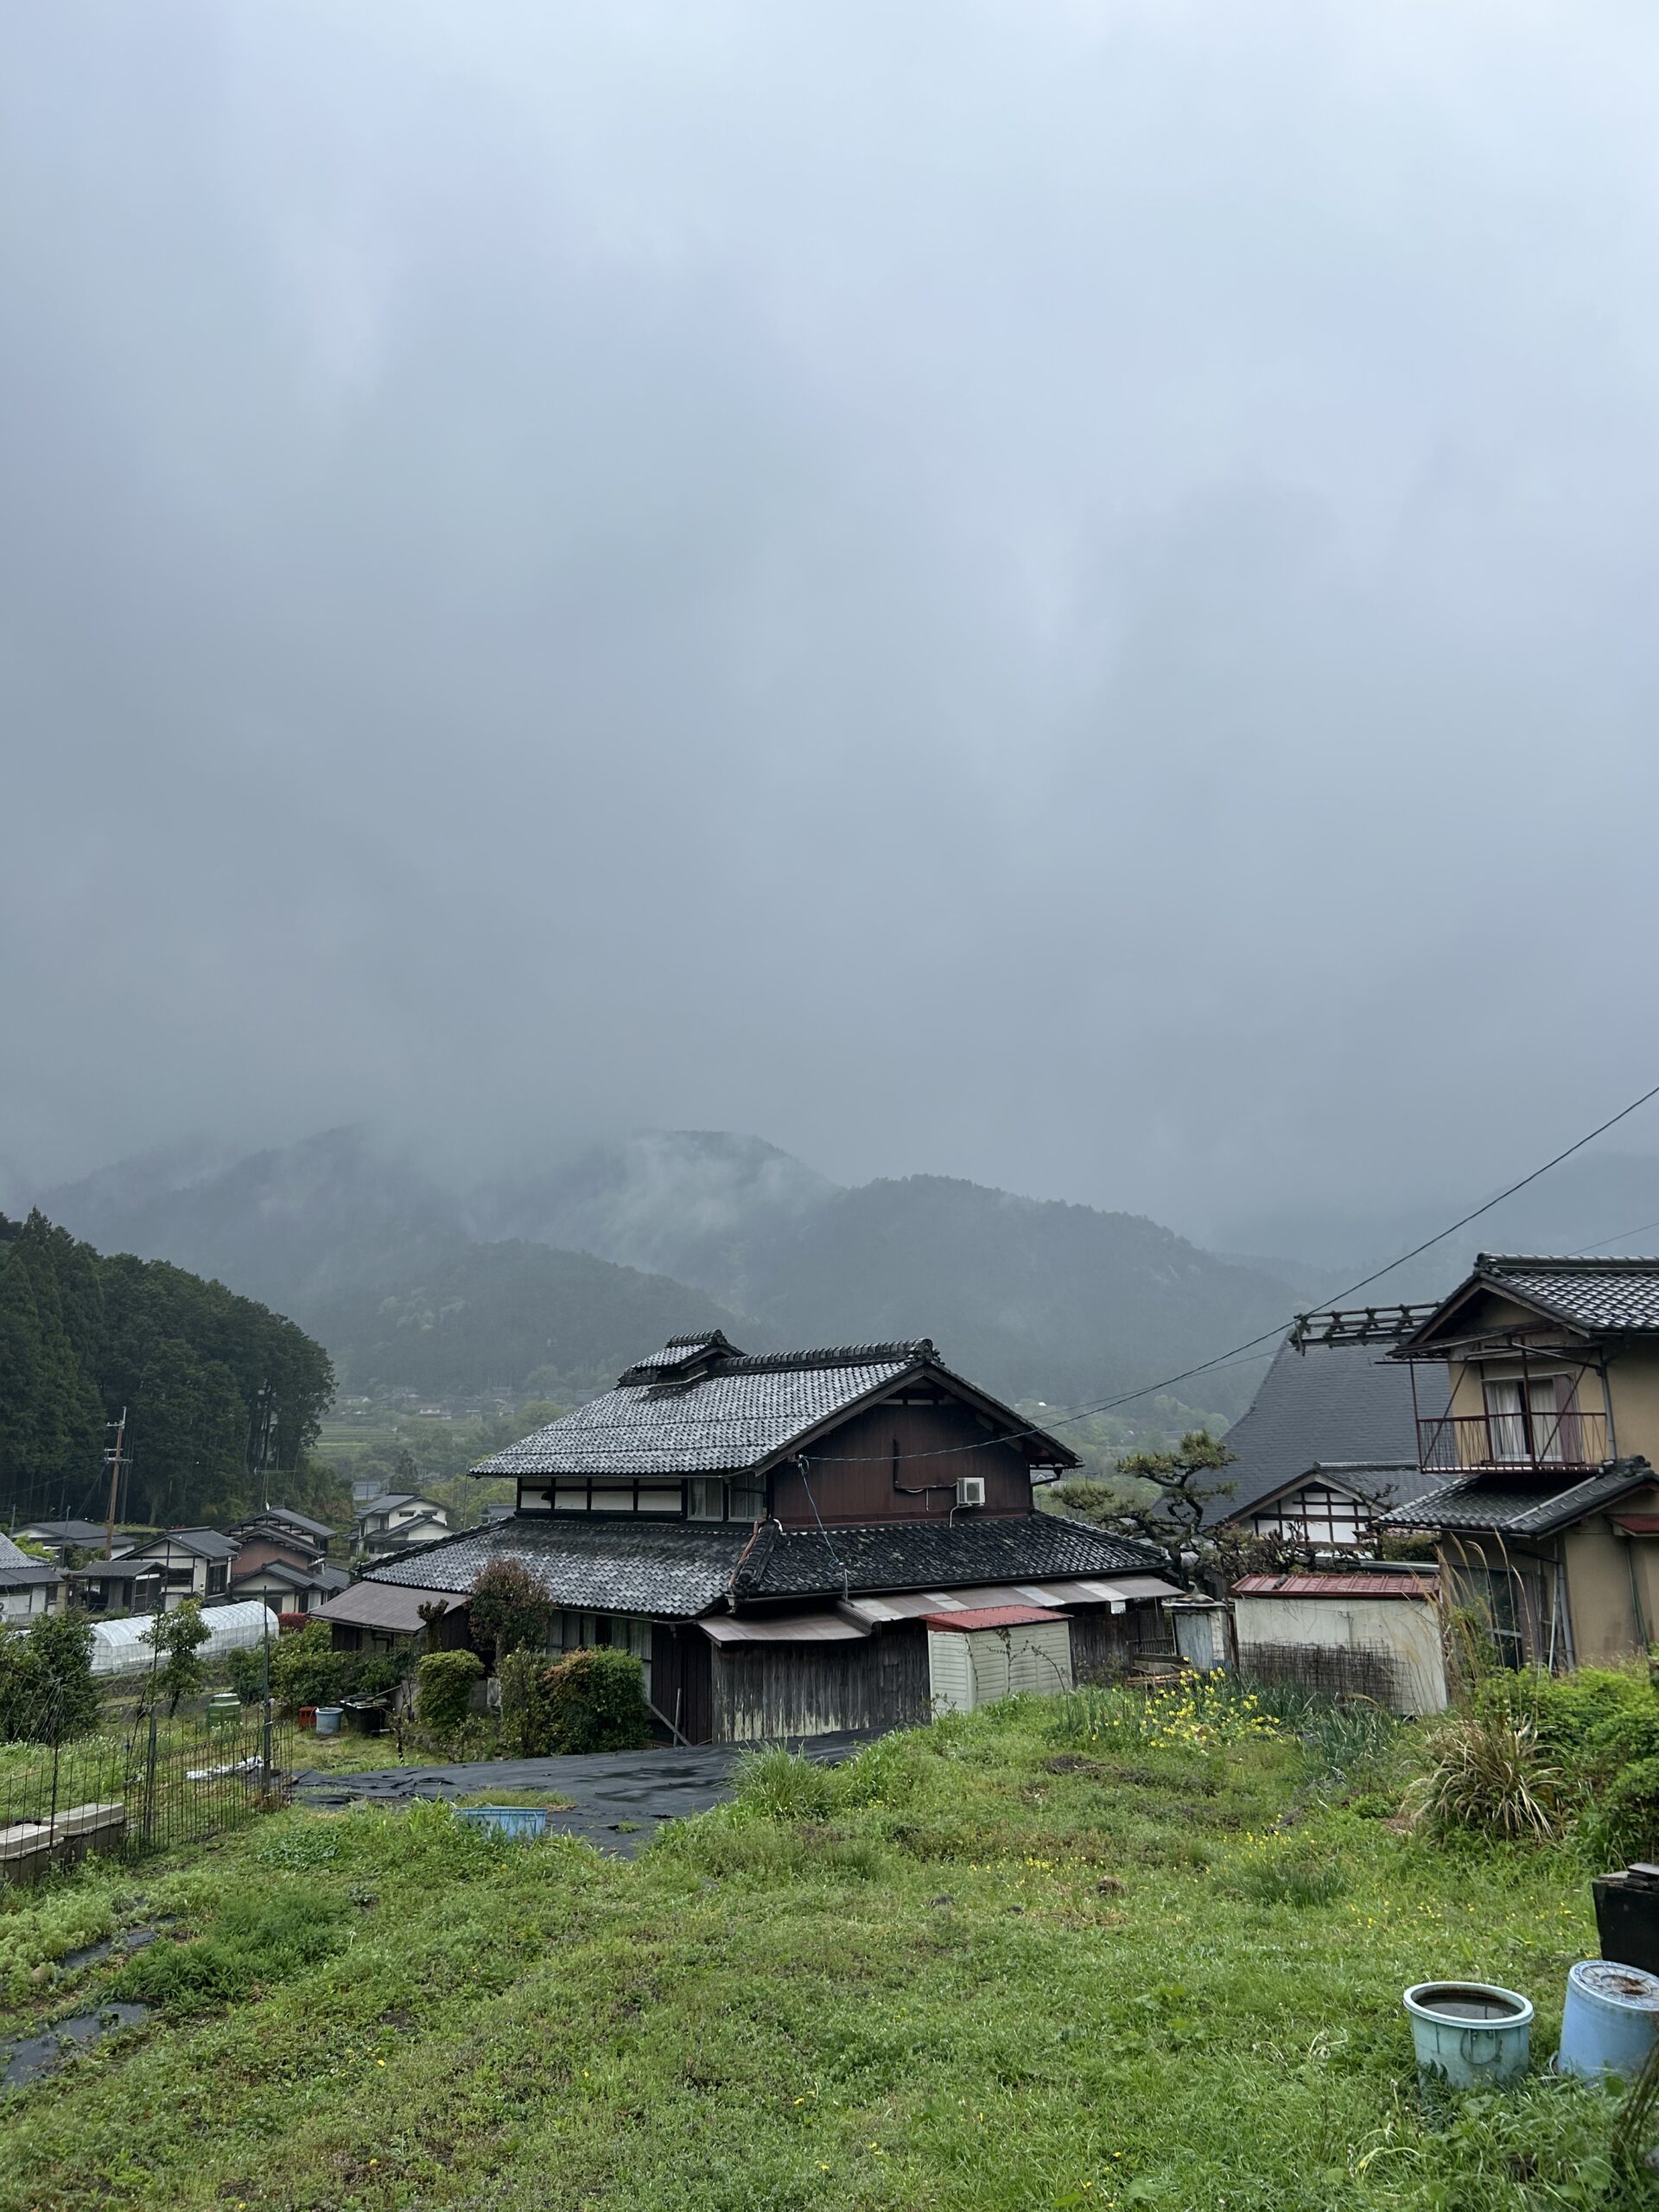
[1406,1708,1567,1843]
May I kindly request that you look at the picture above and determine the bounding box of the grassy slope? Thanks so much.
[0,1700,1642,2212]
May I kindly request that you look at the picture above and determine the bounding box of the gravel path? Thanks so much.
[291,1732,874,1856]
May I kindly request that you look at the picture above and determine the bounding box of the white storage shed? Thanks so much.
[925,1604,1074,1713]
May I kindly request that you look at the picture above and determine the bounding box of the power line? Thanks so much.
[811,1069,1659,1465]
[1573,1217,1659,1258]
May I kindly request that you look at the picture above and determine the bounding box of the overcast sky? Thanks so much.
[5,1,1659,1236]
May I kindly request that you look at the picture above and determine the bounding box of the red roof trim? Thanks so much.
[1231,1573,1438,1599]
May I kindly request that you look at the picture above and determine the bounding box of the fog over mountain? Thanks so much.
[7,8,1659,1262]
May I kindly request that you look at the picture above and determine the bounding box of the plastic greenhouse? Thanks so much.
[88,1600,280,1677]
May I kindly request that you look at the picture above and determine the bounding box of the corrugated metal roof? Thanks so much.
[313,1581,461,1635]
[1614,1516,1659,1535]
[700,1612,868,1646]
[1231,1573,1438,1599]
[924,1605,1065,1631]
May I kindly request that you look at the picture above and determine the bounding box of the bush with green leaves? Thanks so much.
[497,1646,551,1757]
[467,1557,554,1665]
[146,1599,212,1715]
[269,1618,350,1711]
[0,1609,100,1742]
[416,1648,485,1739]
[1582,1753,1659,1868]
[226,1643,272,1704]
[540,1646,651,1753]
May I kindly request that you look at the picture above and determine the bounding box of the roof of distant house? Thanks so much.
[1204,1335,1435,1527]
[232,1556,349,1593]
[358,1509,1161,1619]
[235,1506,334,1541]
[1399,1255,1659,1350]
[15,1519,116,1548]
[354,1493,444,1517]
[127,1528,239,1560]
[0,1531,58,1586]
[474,1336,1077,1481]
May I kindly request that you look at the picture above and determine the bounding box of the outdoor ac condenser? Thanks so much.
[956,1475,986,1508]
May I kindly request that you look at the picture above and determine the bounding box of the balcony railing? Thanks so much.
[1417,1408,1611,1477]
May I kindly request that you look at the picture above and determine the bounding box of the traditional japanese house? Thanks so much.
[1377,1255,1659,1666]
[1203,1313,1442,1554]
[321,1332,1179,1742]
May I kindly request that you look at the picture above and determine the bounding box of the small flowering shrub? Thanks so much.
[1053,1675,1281,1756]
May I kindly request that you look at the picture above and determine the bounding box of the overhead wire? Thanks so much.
[810,1070,1659,1465]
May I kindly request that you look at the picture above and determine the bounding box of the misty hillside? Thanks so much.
[738,1176,1294,1413]
[38,1126,1303,1414]
[303,1240,760,1402]
[467,1128,839,1306]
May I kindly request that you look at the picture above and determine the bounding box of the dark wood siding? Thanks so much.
[770,1395,1032,1526]
[710,1623,930,1742]
[652,1621,715,1743]
[1069,1602,1175,1680]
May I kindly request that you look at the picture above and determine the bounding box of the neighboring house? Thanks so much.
[0,1532,63,1623]
[228,1556,350,1614]
[68,1554,167,1613]
[117,1529,238,1603]
[352,1493,452,1565]
[13,1519,126,1564]
[1379,1255,1659,1667]
[229,1506,336,1555]
[1205,1316,1442,1550]
[319,1332,1179,1742]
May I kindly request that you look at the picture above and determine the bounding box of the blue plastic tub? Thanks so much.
[454,1805,549,1841]
[312,1707,342,1738]
[1403,1981,1534,2088]
[1557,1959,1659,2081]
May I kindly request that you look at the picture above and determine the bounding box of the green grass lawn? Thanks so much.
[0,1692,1648,2212]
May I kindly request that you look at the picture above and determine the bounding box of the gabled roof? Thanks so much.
[235,1506,334,1541]
[356,1509,1161,1618]
[1205,1337,1429,1527]
[14,1519,112,1548]
[354,1493,444,1517]
[126,1528,239,1560]
[1396,1255,1659,1353]
[0,1532,59,1588]
[1378,1457,1656,1538]
[232,1556,349,1592]
[474,1338,1077,1480]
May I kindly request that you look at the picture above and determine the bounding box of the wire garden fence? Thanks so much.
[0,1691,295,1886]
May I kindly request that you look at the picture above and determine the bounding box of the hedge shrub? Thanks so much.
[540,1647,651,1754]
[416,1649,485,1738]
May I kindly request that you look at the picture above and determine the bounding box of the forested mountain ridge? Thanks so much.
[33,1128,1303,1416]
[0,1211,334,1529]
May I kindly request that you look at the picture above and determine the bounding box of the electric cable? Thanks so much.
[810,1069,1659,1465]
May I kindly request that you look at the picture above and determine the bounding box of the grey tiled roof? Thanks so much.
[733,1513,1166,1599]
[130,1529,239,1560]
[1453,1255,1659,1337]
[0,1532,33,1571]
[1204,1337,1429,1528]
[475,1344,938,1478]
[619,1331,741,1381]
[359,1510,1165,1618]
[1379,1458,1655,1537]
[363,1516,751,1617]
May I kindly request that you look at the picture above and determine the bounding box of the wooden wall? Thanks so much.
[709,1624,931,1743]
[770,1395,1033,1527]
[651,1621,715,1744]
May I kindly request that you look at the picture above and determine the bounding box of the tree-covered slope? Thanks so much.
[742,1176,1294,1414]
[303,1238,760,1401]
[0,1211,334,1528]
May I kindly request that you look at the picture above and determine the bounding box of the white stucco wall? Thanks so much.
[1233,1593,1446,1714]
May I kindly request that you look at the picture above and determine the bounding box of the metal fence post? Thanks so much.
[262,1695,273,1793]
[142,1707,158,1847]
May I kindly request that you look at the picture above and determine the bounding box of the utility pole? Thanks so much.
[104,1408,127,1560]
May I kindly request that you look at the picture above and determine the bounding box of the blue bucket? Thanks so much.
[312,1707,343,1738]
[1557,1959,1659,2081]
[454,1805,548,1841]
[1403,1981,1534,2088]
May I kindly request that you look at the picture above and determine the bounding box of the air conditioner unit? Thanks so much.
[957,1476,986,1509]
